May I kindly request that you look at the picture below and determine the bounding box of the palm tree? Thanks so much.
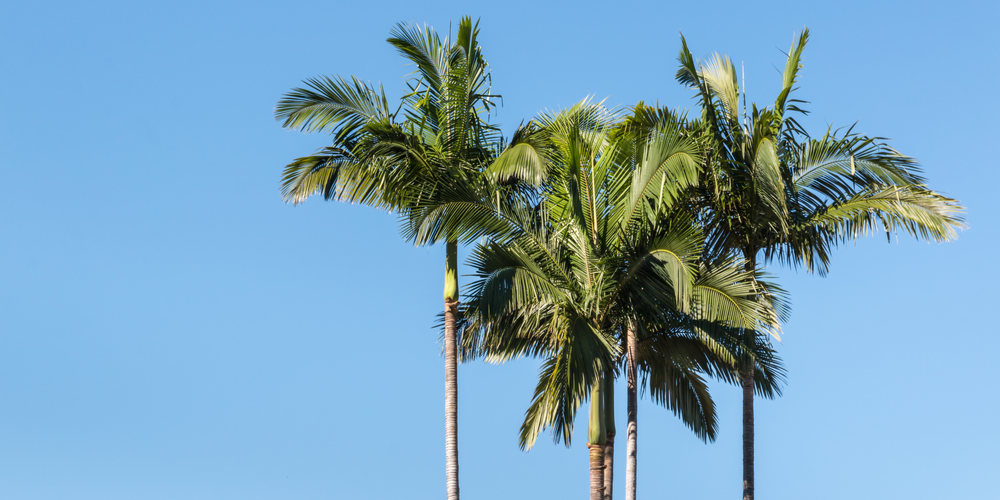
[610,103,789,500]
[673,29,966,500]
[274,17,500,500]
[458,102,781,500]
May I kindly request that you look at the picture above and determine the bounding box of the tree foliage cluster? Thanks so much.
[274,17,964,500]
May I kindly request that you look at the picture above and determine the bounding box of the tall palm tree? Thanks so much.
[457,102,781,500]
[274,17,500,500]
[673,29,966,500]
[614,104,790,500]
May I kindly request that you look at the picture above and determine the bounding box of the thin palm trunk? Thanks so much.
[624,326,637,500]
[589,374,607,500]
[444,240,460,500]
[741,367,754,500]
[741,254,756,500]
[604,432,615,500]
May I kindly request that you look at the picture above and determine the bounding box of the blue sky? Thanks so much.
[1,0,997,498]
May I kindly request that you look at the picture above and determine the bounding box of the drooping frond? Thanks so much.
[691,260,771,332]
[275,76,393,139]
[517,318,616,449]
[485,122,553,187]
[642,349,718,442]
[798,185,964,243]
[280,146,356,205]
[387,21,449,99]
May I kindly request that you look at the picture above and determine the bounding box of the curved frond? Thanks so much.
[387,21,448,95]
[279,146,355,204]
[691,261,770,331]
[609,124,701,233]
[518,318,615,450]
[800,185,964,241]
[275,76,391,138]
[485,122,552,187]
[699,53,741,126]
[750,136,789,234]
[775,28,809,117]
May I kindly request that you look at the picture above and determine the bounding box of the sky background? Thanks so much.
[2,0,997,499]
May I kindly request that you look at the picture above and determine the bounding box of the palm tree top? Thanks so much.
[673,28,965,274]
[460,101,784,450]
[274,16,507,248]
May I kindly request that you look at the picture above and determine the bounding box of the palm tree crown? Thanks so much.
[458,102,784,500]
[274,17,504,500]
[672,28,965,500]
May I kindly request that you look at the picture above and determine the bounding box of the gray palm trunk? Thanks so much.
[625,326,637,500]
[444,240,460,500]
[741,253,757,500]
[604,433,615,500]
[741,367,754,500]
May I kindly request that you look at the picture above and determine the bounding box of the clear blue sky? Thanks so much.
[2,1,997,498]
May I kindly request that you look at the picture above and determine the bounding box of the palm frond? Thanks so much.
[775,28,809,118]
[275,76,391,139]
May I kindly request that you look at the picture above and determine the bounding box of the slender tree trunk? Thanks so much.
[604,369,615,500]
[625,326,637,500]
[741,367,754,500]
[741,252,756,500]
[604,432,615,500]
[444,240,460,500]
[589,375,607,500]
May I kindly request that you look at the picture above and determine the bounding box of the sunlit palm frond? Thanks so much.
[699,53,741,127]
[387,21,448,100]
[691,261,767,332]
[793,130,925,196]
[774,28,809,118]
[752,136,789,229]
[485,122,552,187]
[279,146,355,204]
[275,75,392,138]
[607,123,701,233]
[796,184,964,248]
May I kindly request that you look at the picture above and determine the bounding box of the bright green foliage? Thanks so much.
[275,19,513,500]
[668,28,966,500]
[275,17,501,238]
[614,29,965,379]
[673,28,964,275]
[458,102,784,449]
